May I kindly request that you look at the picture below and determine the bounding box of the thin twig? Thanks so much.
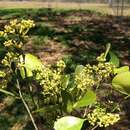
[83,107,88,118]
[28,82,38,109]
[91,124,99,130]
[16,79,38,130]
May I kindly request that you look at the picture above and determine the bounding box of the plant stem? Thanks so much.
[83,107,87,118]
[91,124,99,130]
[16,79,38,130]
[28,82,38,109]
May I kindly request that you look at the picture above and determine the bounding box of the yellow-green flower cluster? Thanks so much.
[56,60,66,73]
[4,19,18,34]
[35,61,66,97]
[75,67,95,91]
[0,20,35,89]
[1,52,19,67]
[96,53,106,62]
[93,62,115,82]
[19,19,35,35]
[86,62,115,80]
[3,40,13,47]
[4,19,35,35]
[0,19,35,49]
[21,19,35,28]
[3,39,23,48]
[57,60,66,69]
[74,62,114,91]
[4,25,15,34]
[87,107,120,127]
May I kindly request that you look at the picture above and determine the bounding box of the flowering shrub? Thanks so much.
[0,20,128,130]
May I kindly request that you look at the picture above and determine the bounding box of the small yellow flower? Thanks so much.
[87,107,120,127]
[4,40,13,47]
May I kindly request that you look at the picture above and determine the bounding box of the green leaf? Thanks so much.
[73,90,96,109]
[75,65,84,75]
[61,75,70,89]
[54,116,85,130]
[0,71,6,78]
[20,53,43,78]
[23,54,43,70]
[104,43,111,58]
[114,66,129,74]
[61,91,73,113]
[20,67,32,78]
[112,72,130,95]
[67,100,73,113]
[109,51,120,67]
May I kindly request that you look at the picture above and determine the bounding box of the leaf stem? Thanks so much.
[91,124,99,130]
[16,79,38,130]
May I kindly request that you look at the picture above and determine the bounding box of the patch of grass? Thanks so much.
[32,36,50,46]
[31,24,56,37]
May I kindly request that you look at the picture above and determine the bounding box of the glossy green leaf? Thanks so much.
[73,90,96,109]
[20,53,43,78]
[109,51,120,67]
[114,66,129,74]
[75,65,84,75]
[54,116,85,130]
[112,72,130,95]
[23,54,43,70]
[20,67,32,78]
